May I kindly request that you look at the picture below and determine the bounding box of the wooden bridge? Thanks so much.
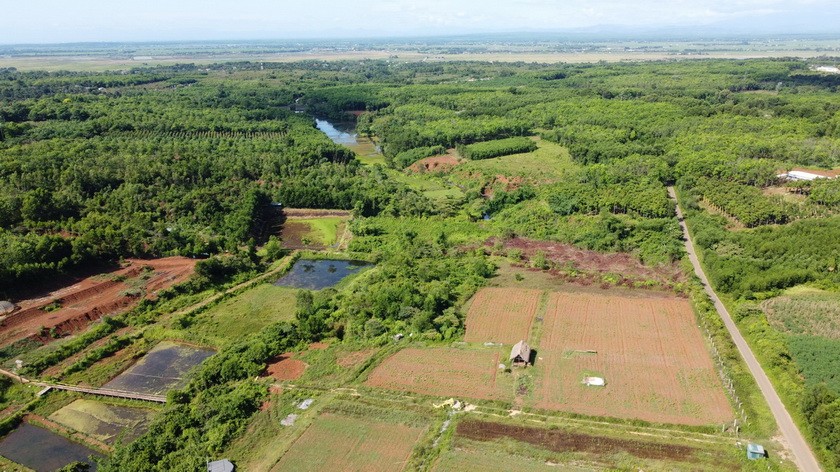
[0,367,166,403]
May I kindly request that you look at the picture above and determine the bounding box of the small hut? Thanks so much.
[510,340,531,366]
[0,301,15,315]
[746,443,766,460]
[207,459,235,472]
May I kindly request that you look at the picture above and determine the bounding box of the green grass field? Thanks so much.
[297,217,345,246]
[387,170,465,201]
[455,140,576,183]
[184,284,299,345]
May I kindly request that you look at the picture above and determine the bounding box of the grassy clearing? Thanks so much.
[174,284,298,346]
[291,217,345,246]
[386,170,465,201]
[761,289,840,339]
[433,438,590,472]
[455,140,576,182]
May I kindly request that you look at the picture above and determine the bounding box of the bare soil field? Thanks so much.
[491,237,685,289]
[535,292,732,426]
[464,287,542,344]
[365,347,512,401]
[271,412,425,472]
[0,257,195,347]
[264,353,308,381]
[408,151,461,173]
[454,420,738,469]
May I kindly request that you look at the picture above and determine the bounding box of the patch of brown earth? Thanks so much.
[308,342,329,350]
[456,420,714,464]
[1,257,195,348]
[488,237,684,291]
[409,154,461,173]
[264,353,307,381]
[482,174,524,198]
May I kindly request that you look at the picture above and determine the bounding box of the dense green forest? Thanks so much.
[3,57,840,469]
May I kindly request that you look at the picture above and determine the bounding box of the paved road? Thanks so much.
[668,187,821,472]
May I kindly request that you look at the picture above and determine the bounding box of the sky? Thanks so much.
[2,0,839,44]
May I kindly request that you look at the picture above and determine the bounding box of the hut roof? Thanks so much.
[509,340,531,361]
[207,459,235,472]
[0,301,15,315]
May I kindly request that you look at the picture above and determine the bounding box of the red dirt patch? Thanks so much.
[264,353,307,381]
[482,174,524,198]
[536,292,732,426]
[308,342,329,350]
[464,288,541,344]
[365,348,509,401]
[409,153,460,173]
[1,257,195,348]
[456,420,719,464]
[490,237,684,290]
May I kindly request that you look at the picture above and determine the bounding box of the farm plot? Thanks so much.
[271,412,425,472]
[464,288,542,344]
[102,341,214,395]
[0,257,195,347]
[365,347,512,401]
[0,422,102,471]
[535,292,732,426]
[49,399,155,445]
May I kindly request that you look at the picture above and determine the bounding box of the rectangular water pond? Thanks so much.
[103,341,214,395]
[275,259,372,290]
[50,399,155,446]
[0,422,102,472]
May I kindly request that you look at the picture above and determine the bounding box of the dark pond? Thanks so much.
[315,119,359,146]
[0,422,102,471]
[274,259,372,290]
[103,341,215,395]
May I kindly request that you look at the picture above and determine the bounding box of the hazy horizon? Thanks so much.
[3,0,840,45]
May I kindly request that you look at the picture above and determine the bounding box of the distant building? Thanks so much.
[510,340,531,366]
[778,170,828,182]
[207,459,235,472]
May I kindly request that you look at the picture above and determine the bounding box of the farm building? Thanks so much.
[207,459,235,472]
[777,170,829,181]
[510,340,531,366]
[0,301,15,315]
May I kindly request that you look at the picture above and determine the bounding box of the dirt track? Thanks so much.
[669,187,821,472]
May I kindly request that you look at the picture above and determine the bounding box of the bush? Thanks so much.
[457,137,536,160]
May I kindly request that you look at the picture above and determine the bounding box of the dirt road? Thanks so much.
[668,187,821,472]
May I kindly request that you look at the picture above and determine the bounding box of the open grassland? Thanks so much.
[535,292,732,425]
[387,170,465,201]
[464,287,542,344]
[365,347,513,401]
[271,412,425,472]
[455,140,576,183]
[762,289,840,339]
[184,283,298,345]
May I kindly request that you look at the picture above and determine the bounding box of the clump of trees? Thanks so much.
[457,137,536,160]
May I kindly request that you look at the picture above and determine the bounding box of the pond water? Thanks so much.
[0,422,102,471]
[316,119,359,146]
[275,259,372,290]
[103,341,215,395]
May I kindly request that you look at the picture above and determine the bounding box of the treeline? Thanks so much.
[389,145,446,169]
[693,178,796,227]
[457,137,536,160]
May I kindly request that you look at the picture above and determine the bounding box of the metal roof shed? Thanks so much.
[207,459,235,472]
[746,443,766,460]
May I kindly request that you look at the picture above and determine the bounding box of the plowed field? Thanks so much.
[1,257,195,347]
[535,292,732,425]
[271,413,424,472]
[365,348,512,401]
[464,288,542,344]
